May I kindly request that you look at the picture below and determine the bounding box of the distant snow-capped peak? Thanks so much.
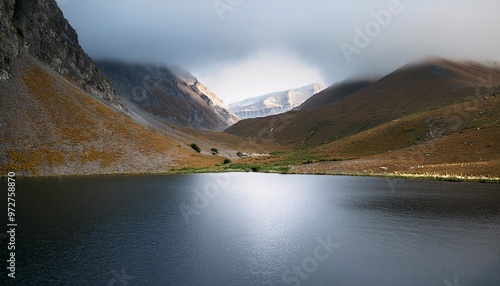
[229,83,324,119]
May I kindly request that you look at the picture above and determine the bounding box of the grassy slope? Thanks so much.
[0,55,227,176]
[291,97,500,180]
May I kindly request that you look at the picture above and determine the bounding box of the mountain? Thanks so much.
[0,0,124,110]
[225,59,500,177]
[225,59,499,147]
[96,60,238,130]
[0,0,246,176]
[226,59,500,147]
[228,83,324,119]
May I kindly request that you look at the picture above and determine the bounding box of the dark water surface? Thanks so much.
[1,173,499,285]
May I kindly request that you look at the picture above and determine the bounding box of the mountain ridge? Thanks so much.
[0,0,124,110]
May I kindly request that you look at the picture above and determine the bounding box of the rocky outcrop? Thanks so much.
[0,0,124,110]
[96,60,238,129]
[0,0,18,81]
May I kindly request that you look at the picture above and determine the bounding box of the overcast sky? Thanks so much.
[56,0,500,104]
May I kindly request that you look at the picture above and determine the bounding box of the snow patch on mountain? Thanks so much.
[229,83,324,119]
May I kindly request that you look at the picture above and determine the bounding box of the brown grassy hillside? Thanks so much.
[0,55,228,176]
[292,124,500,179]
[292,96,500,178]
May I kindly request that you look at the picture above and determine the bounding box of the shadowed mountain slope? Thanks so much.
[297,80,372,111]
[96,60,238,130]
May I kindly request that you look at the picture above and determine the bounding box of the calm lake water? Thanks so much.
[1,173,499,285]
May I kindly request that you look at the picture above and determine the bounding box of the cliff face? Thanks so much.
[0,0,18,81]
[96,61,238,129]
[0,0,124,110]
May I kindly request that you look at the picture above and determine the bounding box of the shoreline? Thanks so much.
[2,168,499,183]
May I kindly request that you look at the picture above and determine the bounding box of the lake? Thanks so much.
[1,173,499,285]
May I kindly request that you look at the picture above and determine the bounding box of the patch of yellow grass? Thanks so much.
[78,150,120,168]
[5,149,65,175]
[389,172,500,182]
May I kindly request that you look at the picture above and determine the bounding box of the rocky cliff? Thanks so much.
[96,60,238,129]
[0,0,124,110]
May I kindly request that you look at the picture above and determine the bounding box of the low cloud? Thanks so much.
[57,0,500,101]
[193,49,326,103]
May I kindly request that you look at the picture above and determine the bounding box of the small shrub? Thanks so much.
[190,143,201,153]
[236,151,244,157]
[223,159,232,164]
[210,148,219,155]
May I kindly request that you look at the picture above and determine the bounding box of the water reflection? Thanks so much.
[5,174,499,285]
